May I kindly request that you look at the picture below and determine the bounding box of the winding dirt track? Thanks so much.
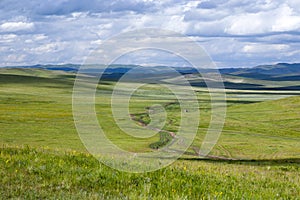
[129,113,237,160]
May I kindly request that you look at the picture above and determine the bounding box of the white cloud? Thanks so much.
[225,4,300,35]
[33,44,57,53]
[242,44,290,53]
[272,5,300,32]
[34,34,48,41]
[225,13,271,35]
[4,54,26,63]
[0,21,34,32]
[0,34,17,42]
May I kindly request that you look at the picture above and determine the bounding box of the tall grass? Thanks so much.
[1,146,300,199]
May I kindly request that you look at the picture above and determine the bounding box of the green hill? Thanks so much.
[0,67,300,198]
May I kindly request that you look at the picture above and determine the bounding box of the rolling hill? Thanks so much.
[220,63,300,81]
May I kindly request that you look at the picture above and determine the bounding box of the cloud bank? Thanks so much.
[0,0,299,67]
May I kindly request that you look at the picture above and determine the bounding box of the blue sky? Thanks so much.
[0,0,300,68]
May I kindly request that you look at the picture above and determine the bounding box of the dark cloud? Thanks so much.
[0,0,156,18]
[197,1,217,9]
[36,0,156,15]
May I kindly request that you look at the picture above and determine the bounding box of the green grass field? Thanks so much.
[1,68,300,199]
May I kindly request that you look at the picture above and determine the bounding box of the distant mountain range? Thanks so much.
[3,63,300,81]
[220,63,300,81]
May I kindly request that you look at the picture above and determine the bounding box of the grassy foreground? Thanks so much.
[1,146,300,199]
[1,68,300,199]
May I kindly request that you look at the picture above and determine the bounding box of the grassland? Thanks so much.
[1,147,300,199]
[0,68,300,199]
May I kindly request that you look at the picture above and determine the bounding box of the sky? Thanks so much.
[0,0,300,68]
